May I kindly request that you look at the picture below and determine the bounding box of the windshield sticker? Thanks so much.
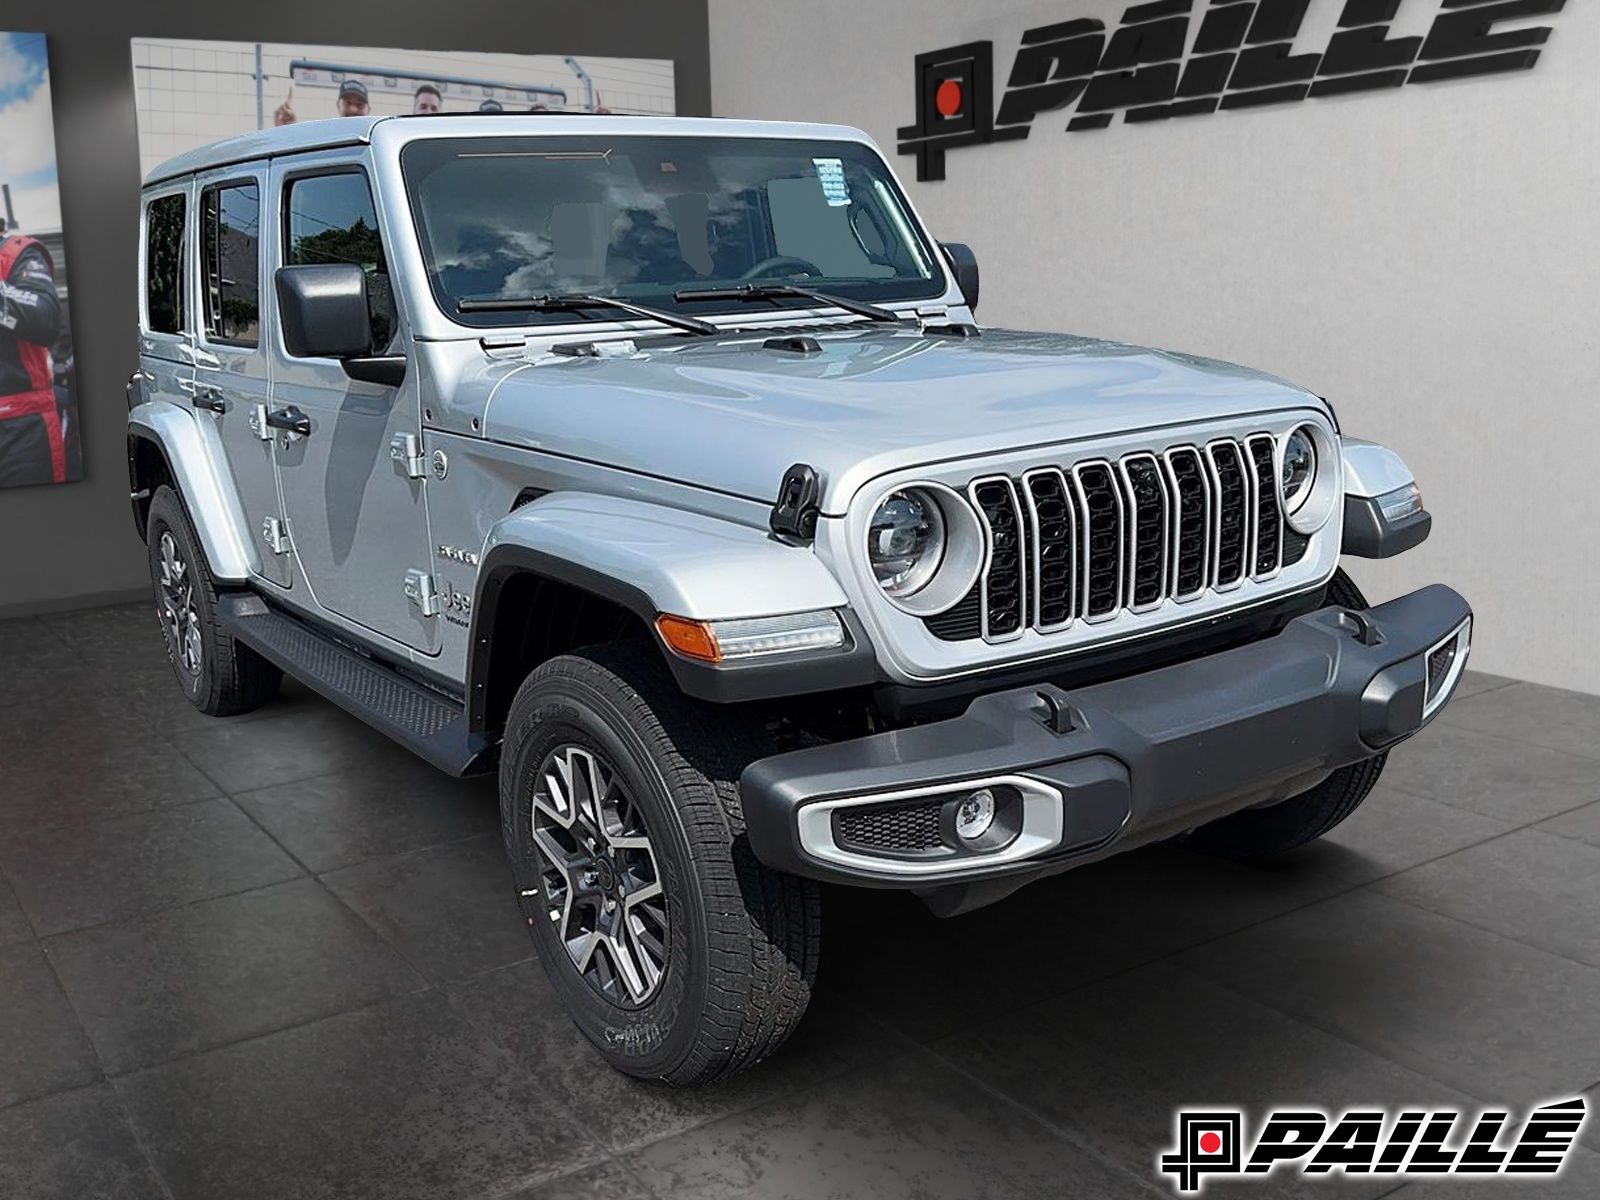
[812,158,851,206]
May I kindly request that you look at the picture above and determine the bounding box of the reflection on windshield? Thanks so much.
[401,136,942,325]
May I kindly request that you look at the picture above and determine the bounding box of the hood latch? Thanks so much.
[769,463,821,540]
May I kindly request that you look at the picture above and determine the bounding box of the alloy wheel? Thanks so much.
[157,531,203,679]
[527,743,669,1007]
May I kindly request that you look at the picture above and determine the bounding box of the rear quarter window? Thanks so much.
[145,192,187,335]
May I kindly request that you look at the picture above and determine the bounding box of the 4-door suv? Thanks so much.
[129,114,1470,1085]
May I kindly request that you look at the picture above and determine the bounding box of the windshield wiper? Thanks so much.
[456,293,717,336]
[672,283,908,325]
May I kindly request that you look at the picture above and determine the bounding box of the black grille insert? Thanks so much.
[1024,470,1077,629]
[834,801,944,853]
[1166,448,1210,598]
[1075,462,1123,619]
[972,479,1025,638]
[1122,456,1168,609]
[1247,435,1282,576]
[1208,442,1249,589]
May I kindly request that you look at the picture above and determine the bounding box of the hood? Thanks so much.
[479,326,1322,511]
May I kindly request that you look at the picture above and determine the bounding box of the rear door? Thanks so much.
[267,157,437,652]
[191,166,290,588]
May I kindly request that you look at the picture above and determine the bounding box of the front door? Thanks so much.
[191,167,290,588]
[268,158,437,653]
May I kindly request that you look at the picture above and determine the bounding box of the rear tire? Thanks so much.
[146,486,281,717]
[499,642,820,1085]
[1182,569,1388,860]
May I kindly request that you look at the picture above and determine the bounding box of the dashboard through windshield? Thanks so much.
[400,134,946,327]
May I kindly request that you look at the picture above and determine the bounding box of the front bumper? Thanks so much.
[740,584,1471,897]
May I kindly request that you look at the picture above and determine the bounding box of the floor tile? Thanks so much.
[1381,723,1600,822]
[821,880,1147,1042]
[235,758,499,874]
[0,734,221,828]
[939,961,1474,1200]
[1,798,302,936]
[1025,841,1354,962]
[447,960,912,1155]
[1440,683,1600,763]
[0,871,32,945]
[0,617,83,695]
[116,989,603,1200]
[1451,670,1518,701]
[0,941,101,1108]
[1373,829,1600,969]
[0,1085,166,1200]
[1275,785,1517,885]
[1537,799,1600,849]
[621,1048,1158,1200]
[1177,889,1600,1100]
[321,834,529,982]
[170,704,398,794]
[46,877,425,1074]
[504,1158,656,1200]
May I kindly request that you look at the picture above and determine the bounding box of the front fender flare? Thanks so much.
[128,402,259,582]
[467,494,874,719]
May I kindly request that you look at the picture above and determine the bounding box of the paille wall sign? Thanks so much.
[898,0,1567,181]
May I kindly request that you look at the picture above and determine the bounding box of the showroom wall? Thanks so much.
[710,0,1599,695]
[0,0,710,617]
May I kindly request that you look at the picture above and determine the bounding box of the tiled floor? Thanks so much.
[3,602,1600,1198]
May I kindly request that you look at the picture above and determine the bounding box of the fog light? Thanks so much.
[954,789,996,841]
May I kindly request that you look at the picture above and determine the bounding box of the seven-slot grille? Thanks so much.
[931,433,1306,644]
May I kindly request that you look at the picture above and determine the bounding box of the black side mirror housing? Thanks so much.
[940,242,979,313]
[275,263,374,359]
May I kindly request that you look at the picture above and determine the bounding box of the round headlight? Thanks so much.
[868,489,946,597]
[1281,427,1317,514]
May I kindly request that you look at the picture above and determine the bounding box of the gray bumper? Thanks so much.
[740,584,1472,892]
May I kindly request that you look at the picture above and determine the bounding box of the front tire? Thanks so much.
[145,486,281,717]
[1182,569,1388,859]
[499,643,820,1086]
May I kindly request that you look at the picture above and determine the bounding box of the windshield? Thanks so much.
[400,135,946,326]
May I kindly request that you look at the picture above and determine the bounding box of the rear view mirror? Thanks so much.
[275,263,373,359]
[940,243,979,313]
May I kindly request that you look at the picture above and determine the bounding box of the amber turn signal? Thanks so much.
[654,614,721,664]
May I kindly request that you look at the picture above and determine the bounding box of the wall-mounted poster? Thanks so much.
[0,32,80,489]
[130,39,676,177]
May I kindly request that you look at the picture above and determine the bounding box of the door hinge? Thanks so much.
[247,403,273,442]
[261,516,290,555]
[389,432,426,479]
[403,569,441,617]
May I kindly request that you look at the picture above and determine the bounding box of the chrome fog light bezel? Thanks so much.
[1423,616,1472,719]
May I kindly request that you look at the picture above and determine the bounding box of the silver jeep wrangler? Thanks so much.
[128,114,1471,1085]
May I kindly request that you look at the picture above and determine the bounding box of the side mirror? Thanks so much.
[940,242,979,313]
[275,263,373,359]
[274,263,407,386]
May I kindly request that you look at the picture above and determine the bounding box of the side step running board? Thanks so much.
[216,594,496,777]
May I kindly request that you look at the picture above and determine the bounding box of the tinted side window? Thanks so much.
[201,182,260,346]
[145,193,186,335]
[284,172,393,347]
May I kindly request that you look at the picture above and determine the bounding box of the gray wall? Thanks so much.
[0,0,710,617]
[710,0,1599,695]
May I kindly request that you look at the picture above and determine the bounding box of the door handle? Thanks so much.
[265,406,312,438]
[192,387,229,414]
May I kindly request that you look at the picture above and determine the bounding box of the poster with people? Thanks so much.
[129,39,677,179]
[0,32,80,489]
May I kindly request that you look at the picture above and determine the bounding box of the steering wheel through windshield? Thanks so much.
[739,255,823,281]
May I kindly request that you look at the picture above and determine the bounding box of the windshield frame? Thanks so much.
[397,130,953,330]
